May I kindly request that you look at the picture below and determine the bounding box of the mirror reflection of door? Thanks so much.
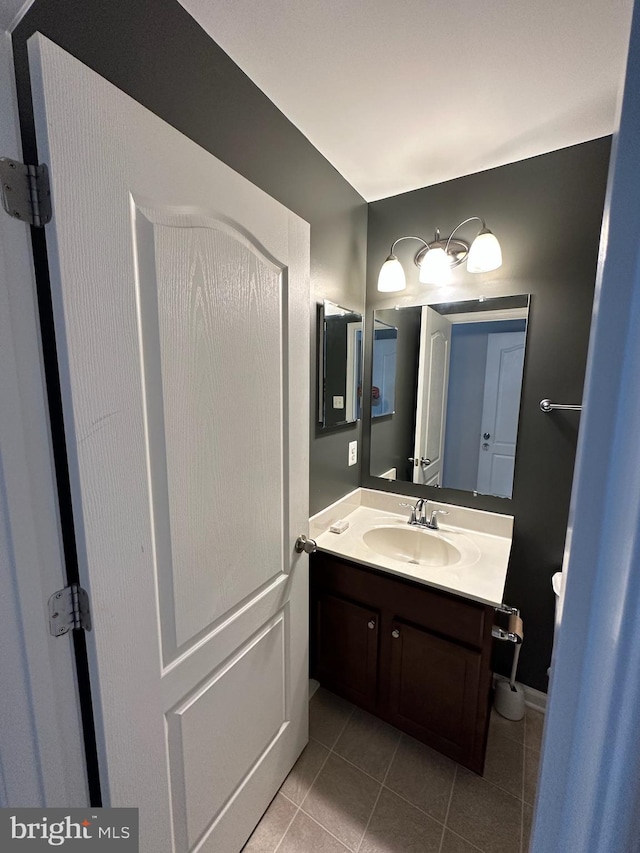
[369,295,529,499]
[413,307,452,485]
[442,319,526,497]
[476,332,526,496]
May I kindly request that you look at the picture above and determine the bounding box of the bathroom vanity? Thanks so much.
[309,489,514,774]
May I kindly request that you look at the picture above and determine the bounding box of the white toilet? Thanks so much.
[548,571,564,678]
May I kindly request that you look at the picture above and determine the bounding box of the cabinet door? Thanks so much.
[388,620,482,764]
[314,591,379,708]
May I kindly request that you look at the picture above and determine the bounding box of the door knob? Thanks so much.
[295,535,317,554]
[420,457,432,467]
[391,628,400,639]
[368,620,376,630]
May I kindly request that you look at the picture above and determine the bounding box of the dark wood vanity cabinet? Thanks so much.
[310,551,495,774]
[313,590,379,708]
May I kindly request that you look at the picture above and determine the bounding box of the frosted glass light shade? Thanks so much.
[377,255,406,292]
[467,228,502,273]
[419,246,452,285]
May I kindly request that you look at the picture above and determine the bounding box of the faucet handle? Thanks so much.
[428,509,449,529]
[399,502,417,524]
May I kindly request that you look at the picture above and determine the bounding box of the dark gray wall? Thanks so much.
[13,0,367,517]
[364,138,612,690]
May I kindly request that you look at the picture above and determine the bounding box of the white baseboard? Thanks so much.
[522,683,547,713]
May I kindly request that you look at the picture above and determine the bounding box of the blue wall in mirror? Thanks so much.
[371,322,397,418]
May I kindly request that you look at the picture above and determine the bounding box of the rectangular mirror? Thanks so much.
[369,294,529,498]
[319,300,363,428]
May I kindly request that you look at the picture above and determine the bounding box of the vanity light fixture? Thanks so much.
[377,217,502,291]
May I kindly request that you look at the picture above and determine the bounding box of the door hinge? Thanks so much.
[0,157,52,227]
[48,584,92,637]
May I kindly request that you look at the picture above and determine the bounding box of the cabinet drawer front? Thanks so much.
[314,591,379,706]
[312,553,487,648]
[388,619,482,760]
[393,587,486,649]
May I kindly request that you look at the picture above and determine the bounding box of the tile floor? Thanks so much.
[243,688,543,853]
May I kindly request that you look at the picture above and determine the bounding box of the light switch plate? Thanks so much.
[333,395,344,409]
[348,440,358,466]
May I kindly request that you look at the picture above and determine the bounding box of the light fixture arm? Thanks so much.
[388,235,431,259]
[444,217,485,253]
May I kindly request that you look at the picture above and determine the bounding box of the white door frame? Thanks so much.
[532,1,640,848]
[0,29,88,807]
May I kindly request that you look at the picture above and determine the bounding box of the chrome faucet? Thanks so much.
[400,503,449,529]
[425,509,449,530]
[400,499,429,527]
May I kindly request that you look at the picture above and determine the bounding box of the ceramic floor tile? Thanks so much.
[523,748,540,806]
[441,829,485,853]
[359,788,443,853]
[280,739,330,805]
[242,793,297,853]
[302,752,380,850]
[278,810,350,853]
[384,733,456,823]
[447,769,523,853]
[483,729,524,799]
[522,803,533,853]
[489,709,525,745]
[524,709,545,754]
[334,707,401,781]
[309,688,355,748]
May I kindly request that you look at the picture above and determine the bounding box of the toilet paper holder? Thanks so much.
[492,604,523,644]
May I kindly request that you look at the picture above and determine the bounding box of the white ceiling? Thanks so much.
[178,0,633,201]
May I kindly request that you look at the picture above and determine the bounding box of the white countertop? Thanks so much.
[311,489,513,607]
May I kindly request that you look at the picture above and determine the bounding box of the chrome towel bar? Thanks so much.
[540,399,582,413]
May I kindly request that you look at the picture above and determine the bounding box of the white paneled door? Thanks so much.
[413,307,451,487]
[29,35,310,853]
[476,332,525,498]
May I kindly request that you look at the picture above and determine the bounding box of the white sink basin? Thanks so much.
[311,493,514,606]
[363,525,461,567]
